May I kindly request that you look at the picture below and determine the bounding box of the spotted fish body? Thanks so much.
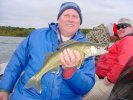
[25,41,107,93]
[86,24,110,45]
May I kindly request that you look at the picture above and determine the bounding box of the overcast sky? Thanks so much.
[0,0,133,29]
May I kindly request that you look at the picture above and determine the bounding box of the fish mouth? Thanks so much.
[97,48,108,55]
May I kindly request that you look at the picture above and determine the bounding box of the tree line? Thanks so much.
[0,26,91,37]
[0,26,35,37]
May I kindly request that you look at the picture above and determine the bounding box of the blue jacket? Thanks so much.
[0,23,95,100]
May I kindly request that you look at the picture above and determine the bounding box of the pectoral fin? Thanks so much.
[50,66,60,74]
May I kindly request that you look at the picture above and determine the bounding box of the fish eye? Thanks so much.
[97,46,100,49]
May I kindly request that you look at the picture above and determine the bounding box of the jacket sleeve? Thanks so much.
[107,37,133,83]
[96,53,110,78]
[63,57,95,96]
[0,35,30,93]
[96,42,119,78]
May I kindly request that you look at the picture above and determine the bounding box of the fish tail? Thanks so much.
[25,76,41,93]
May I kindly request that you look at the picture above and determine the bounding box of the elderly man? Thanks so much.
[0,2,95,100]
[83,18,133,100]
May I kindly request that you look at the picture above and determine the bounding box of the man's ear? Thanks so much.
[131,26,133,31]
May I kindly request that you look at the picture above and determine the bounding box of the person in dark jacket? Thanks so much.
[0,2,95,100]
[83,18,133,100]
[108,55,133,100]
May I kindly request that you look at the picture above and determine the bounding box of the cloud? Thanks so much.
[0,0,133,28]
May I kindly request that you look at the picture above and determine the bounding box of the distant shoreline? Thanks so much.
[0,26,35,37]
[0,26,90,37]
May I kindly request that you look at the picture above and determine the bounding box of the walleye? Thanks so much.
[25,40,107,93]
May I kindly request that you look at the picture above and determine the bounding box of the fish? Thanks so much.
[25,40,108,93]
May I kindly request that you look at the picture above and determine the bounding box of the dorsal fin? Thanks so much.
[58,40,78,49]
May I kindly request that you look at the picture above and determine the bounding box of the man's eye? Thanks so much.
[64,15,69,17]
[72,15,79,18]
[97,46,100,49]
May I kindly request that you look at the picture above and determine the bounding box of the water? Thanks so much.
[0,36,25,64]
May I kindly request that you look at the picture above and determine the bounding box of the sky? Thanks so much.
[0,0,133,29]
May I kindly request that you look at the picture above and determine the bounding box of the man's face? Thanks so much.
[58,9,80,37]
[117,23,133,38]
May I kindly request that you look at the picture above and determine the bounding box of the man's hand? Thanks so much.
[60,48,82,69]
[104,77,111,85]
[0,91,9,100]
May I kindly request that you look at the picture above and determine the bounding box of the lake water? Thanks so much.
[0,36,113,64]
[0,36,25,64]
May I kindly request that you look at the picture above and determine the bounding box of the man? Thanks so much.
[83,18,133,100]
[0,2,95,100]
